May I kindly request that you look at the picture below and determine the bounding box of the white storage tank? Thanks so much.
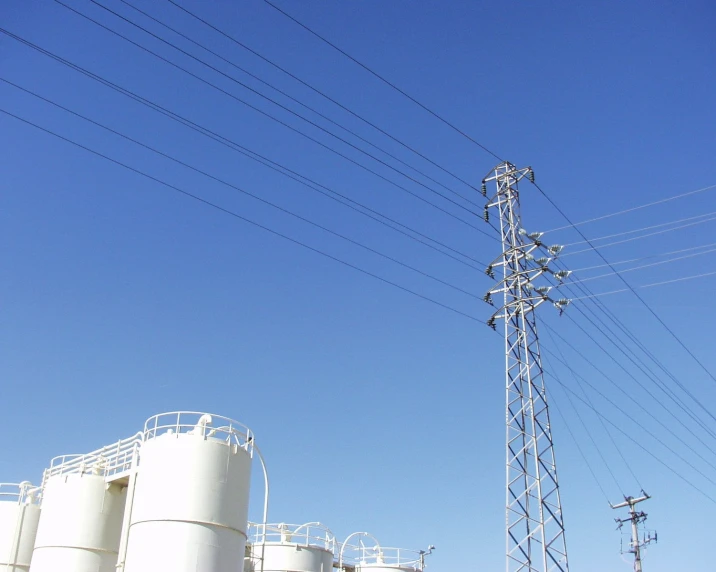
[30,469,127,572]
[121,412,254,572]
[340,533,426,572]
[0,482,42,572]
[247,522,335,572]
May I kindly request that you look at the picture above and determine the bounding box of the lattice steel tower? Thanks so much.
[482,162,570,572]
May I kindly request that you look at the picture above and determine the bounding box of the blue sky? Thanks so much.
[1,0,715,570]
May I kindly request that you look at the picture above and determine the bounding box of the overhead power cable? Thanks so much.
[572,241,716,272]
[562,214,716,257]
[543,321,716,459]
[570,271,716,301]
[0,78,485,302]
[549,374,716,505]
[0,107,484,323]
[564,299,716,437]
[259,0,505,163]
[542,349,624,496]
[531,179,716,387]
[0,28,486,271]
[544,263,716,439]
[165,0,483,194]
[544,329,641,489]
[563,210,716,248]
[546,183,716,233]
[567,246,716,286]
[116,0,481,209]
[547,388,613,504]
[55,0,494,236]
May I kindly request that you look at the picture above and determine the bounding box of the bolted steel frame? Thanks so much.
[483,162,569,572]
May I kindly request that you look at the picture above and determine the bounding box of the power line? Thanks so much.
[116,0,482,209]
[542,321,716,466]
[562,214,716,257]
[547,388,612,505]
[567,246,716,286]
[549,374,716,505]
[546,262,716,442]
[55,0,494,236]
[546,183,716,233]
[165,0,483,195]
[572,241,716,272]
[544,328,640,489]
[0,107,484,324]
[1,77,486,303]
[561,306,716,440]
[0,28,487,272]
[532,179,716,387]
[563,210,716,247]
[570,270,716,301]
[542,348,624,496]
[544,247,716,436]
[259,0,505,163]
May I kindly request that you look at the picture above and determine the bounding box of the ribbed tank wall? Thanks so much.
[257,543,334,572]
[122,432,252,572]
[0,502,41,571]
[30,474,127,572]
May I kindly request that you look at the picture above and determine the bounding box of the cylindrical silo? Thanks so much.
[29,471,127,572]
[248,522,335,572]
[121,412,254,572]
[0,483,42,572]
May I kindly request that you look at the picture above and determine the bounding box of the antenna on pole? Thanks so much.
[611,492,657,572]
[483,162,571,571]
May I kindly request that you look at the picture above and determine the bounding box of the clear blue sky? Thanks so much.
[1,0,715,570]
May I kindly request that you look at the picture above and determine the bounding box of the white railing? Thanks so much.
[0,482,40,505]
[248,522,335,552]
[42,432,142,487]
[143,411,254,454]
[339,533,424,570]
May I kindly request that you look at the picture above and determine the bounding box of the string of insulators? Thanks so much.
[483,208,489,222]
[481,182,487,197]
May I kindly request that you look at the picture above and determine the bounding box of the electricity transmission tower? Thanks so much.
[482,162,571,572]
[611,492,657,572]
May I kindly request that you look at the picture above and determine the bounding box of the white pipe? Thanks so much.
[252,444,269,572]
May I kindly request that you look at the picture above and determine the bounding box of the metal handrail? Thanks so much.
[0,482,40,505]
[248,522,335,552]
[340,533,423,569]
[42,432,142,487]
[143,412,254,454]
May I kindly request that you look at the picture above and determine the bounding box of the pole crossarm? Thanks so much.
[482,161,570,572]
[611,492,657,572]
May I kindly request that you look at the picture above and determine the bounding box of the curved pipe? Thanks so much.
[253,444,269,572]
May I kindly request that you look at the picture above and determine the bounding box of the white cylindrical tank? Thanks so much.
[29,471,127,572]
[0,483,42,572]
[122,412,254,572]
[248,523,335,572]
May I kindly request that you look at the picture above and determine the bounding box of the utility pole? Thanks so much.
[482,162,571,572]
[611,492,657,572]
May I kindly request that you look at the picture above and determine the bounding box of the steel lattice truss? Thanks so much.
[482,162,569,572]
